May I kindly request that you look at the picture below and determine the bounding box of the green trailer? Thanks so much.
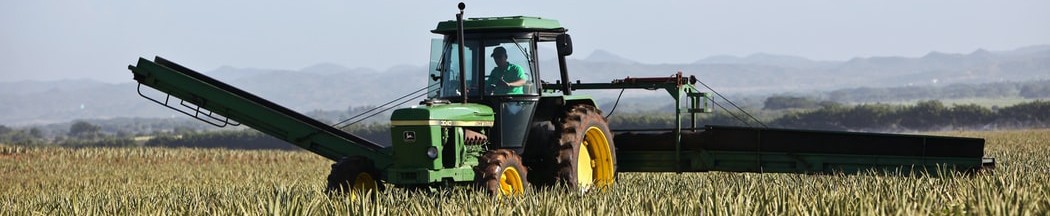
[128,4,994,197]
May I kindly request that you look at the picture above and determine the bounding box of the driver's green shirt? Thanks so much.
[486,63,527,95]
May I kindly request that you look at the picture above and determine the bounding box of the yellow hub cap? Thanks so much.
[350,173,377,200]
[577,126,615,191]
[498,166,525,196]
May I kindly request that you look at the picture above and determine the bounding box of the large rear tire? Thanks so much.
[326,156,384,199]
[553,104,617,192]
[476,149,529,196]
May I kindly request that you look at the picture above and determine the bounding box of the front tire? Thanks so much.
[476,149,529,196]
[326,156,384,198]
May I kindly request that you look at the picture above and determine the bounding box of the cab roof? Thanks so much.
[432,16,566,34]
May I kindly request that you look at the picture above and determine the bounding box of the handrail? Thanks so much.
[137,83,240,127]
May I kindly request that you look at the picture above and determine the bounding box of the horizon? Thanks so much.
[3,44,1045,85]
[3,1,1049,83]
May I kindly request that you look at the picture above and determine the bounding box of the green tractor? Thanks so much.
[128,4,994,197]
[386,8,621,194]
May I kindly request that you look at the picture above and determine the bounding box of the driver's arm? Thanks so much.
[505,79,526,87]
[504,64,527,86]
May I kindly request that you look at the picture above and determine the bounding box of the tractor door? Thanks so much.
[482,40,540,150]
[491,97,538,149]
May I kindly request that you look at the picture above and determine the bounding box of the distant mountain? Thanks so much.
[300,63,363,75]
[584,49,638,64]
[225,65,423,112]
[0,79,110,96]
[0,81,174,126]
[831,46,1048,87]
[694,53,834,69]
[0,65,427,126]
[994,44,1050,57]
[562,45,1049,93]
[1,45,1048,126]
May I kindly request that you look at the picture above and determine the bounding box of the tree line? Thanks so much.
[3,100,1048,149]
[772,100,1049,131]
[608,100,1050,131]
[824,80,1050,103]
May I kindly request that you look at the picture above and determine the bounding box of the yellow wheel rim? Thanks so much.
[577,142,594,189]
[577,126,615,191]
[498,166,525,196]
[350,172,377,200]
[352,173,377,191]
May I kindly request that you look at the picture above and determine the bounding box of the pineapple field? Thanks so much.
[2,130,1048,215]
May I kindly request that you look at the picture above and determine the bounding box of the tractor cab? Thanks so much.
[427,16,567,100]
[425,16,571,149]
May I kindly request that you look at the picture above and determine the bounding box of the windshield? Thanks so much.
[429,37,536,99]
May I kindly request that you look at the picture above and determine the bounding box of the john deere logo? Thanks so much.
[403,131,416,143]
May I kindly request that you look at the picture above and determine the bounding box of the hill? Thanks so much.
[1,45,1048,125]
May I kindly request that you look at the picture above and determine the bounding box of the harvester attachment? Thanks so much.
[128,56,391,166]
[559,72,995,175]
[616,126,995,175]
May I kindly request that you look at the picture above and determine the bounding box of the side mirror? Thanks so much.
[556,34,573,56]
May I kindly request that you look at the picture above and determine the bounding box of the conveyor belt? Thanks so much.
[129,56,390,164]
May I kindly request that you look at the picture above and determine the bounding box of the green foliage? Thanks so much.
[763,95,824,110]
[841,103,898,129]
[56,137,137,148]
[68,121,101,137]
[28,117,213,139]
[998,100,1050,123]
[826,80,1050,103]
[948,104,994,126]
[1020,82,1050,99]
[898,100,947,130]
[773,100,1050,131]
[0,125,45,146]
[139,122,393,150]
[338,122,392,145]
[145,130,295,150]
[775,104,850,130]
[608,111,761,129]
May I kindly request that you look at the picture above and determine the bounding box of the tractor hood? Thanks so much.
[390,103,494,127]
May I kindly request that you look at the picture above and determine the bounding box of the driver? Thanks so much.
[485,47,527,95]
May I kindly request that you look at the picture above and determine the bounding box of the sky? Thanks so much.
[2,1,1048,83]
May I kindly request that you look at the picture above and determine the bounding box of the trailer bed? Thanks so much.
[615,125,993,174]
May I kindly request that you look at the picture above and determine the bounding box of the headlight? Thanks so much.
[426,146,439,159]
